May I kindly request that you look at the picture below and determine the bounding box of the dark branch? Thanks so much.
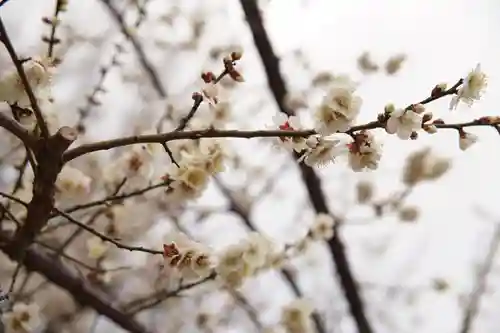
[239,1,373,332]
[0,233,151,333]
[10,126,77,255]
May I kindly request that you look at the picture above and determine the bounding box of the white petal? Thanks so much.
[397,127,412,140]
[386,116,399,134]
[449,95,459,110]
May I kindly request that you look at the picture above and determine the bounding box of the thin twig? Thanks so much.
[53,207,163,255]
[124,273,216,314]
[44,0,66,58]
[57,181,168,215]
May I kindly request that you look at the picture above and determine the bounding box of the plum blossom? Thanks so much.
[449,64,487,110]
[0,57,52,109]
[386,108,423,139]
[86,236,109,259]
[2,302,42,333]
[309,213,335,240]
[281,299,314,333]
[459,131,478,151]
[299,134,350,167]
[162,232,214,280]
[272,113,308,152]
[216,232,276,288]
[403,148,451,186]
[314,77,362,135]
[348,131,383,172]
[55,165,92,202]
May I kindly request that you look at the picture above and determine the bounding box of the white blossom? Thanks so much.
[162,232,214,280]
[271,113,308,152]
[299,135,350,167]
[309,213,335,240]
[459,132,478,151]
[2,302,42,333]
[86,236,109,259]
[386,108,423,139]
[314,77,362,135]
[281,299,314,333]
[55,165,92,201]
[202,82,218,102]
[216,233,276,288]
[0,57,52,109]
[450,64,487,110]
[103,141,156,190]
[403,148,451,186]
[348,131,383,172]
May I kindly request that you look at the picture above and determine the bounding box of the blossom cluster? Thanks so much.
[165,138,225,202]
[271,64,488,170]
[215,232,280,288]
[162,232,213,280]
[280,298,315,333]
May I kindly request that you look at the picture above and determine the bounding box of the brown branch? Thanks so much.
[53,207,163,255]
[0,233,151,333]
[10,126,78,255]
[0,112,37,148]
[239,1,371,332]
[0,18,50,139]
[61,105,500,162]
[62,128,315,162]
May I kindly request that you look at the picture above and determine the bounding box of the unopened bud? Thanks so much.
[412,104,425,114]
[423,124,437,134]
[431,83,447,98]
[384,103,395,115]
[422,113,433,123]
[231,49,243,61]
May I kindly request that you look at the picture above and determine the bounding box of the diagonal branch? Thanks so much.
[0,233,151,333]
[238,1,373,332]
